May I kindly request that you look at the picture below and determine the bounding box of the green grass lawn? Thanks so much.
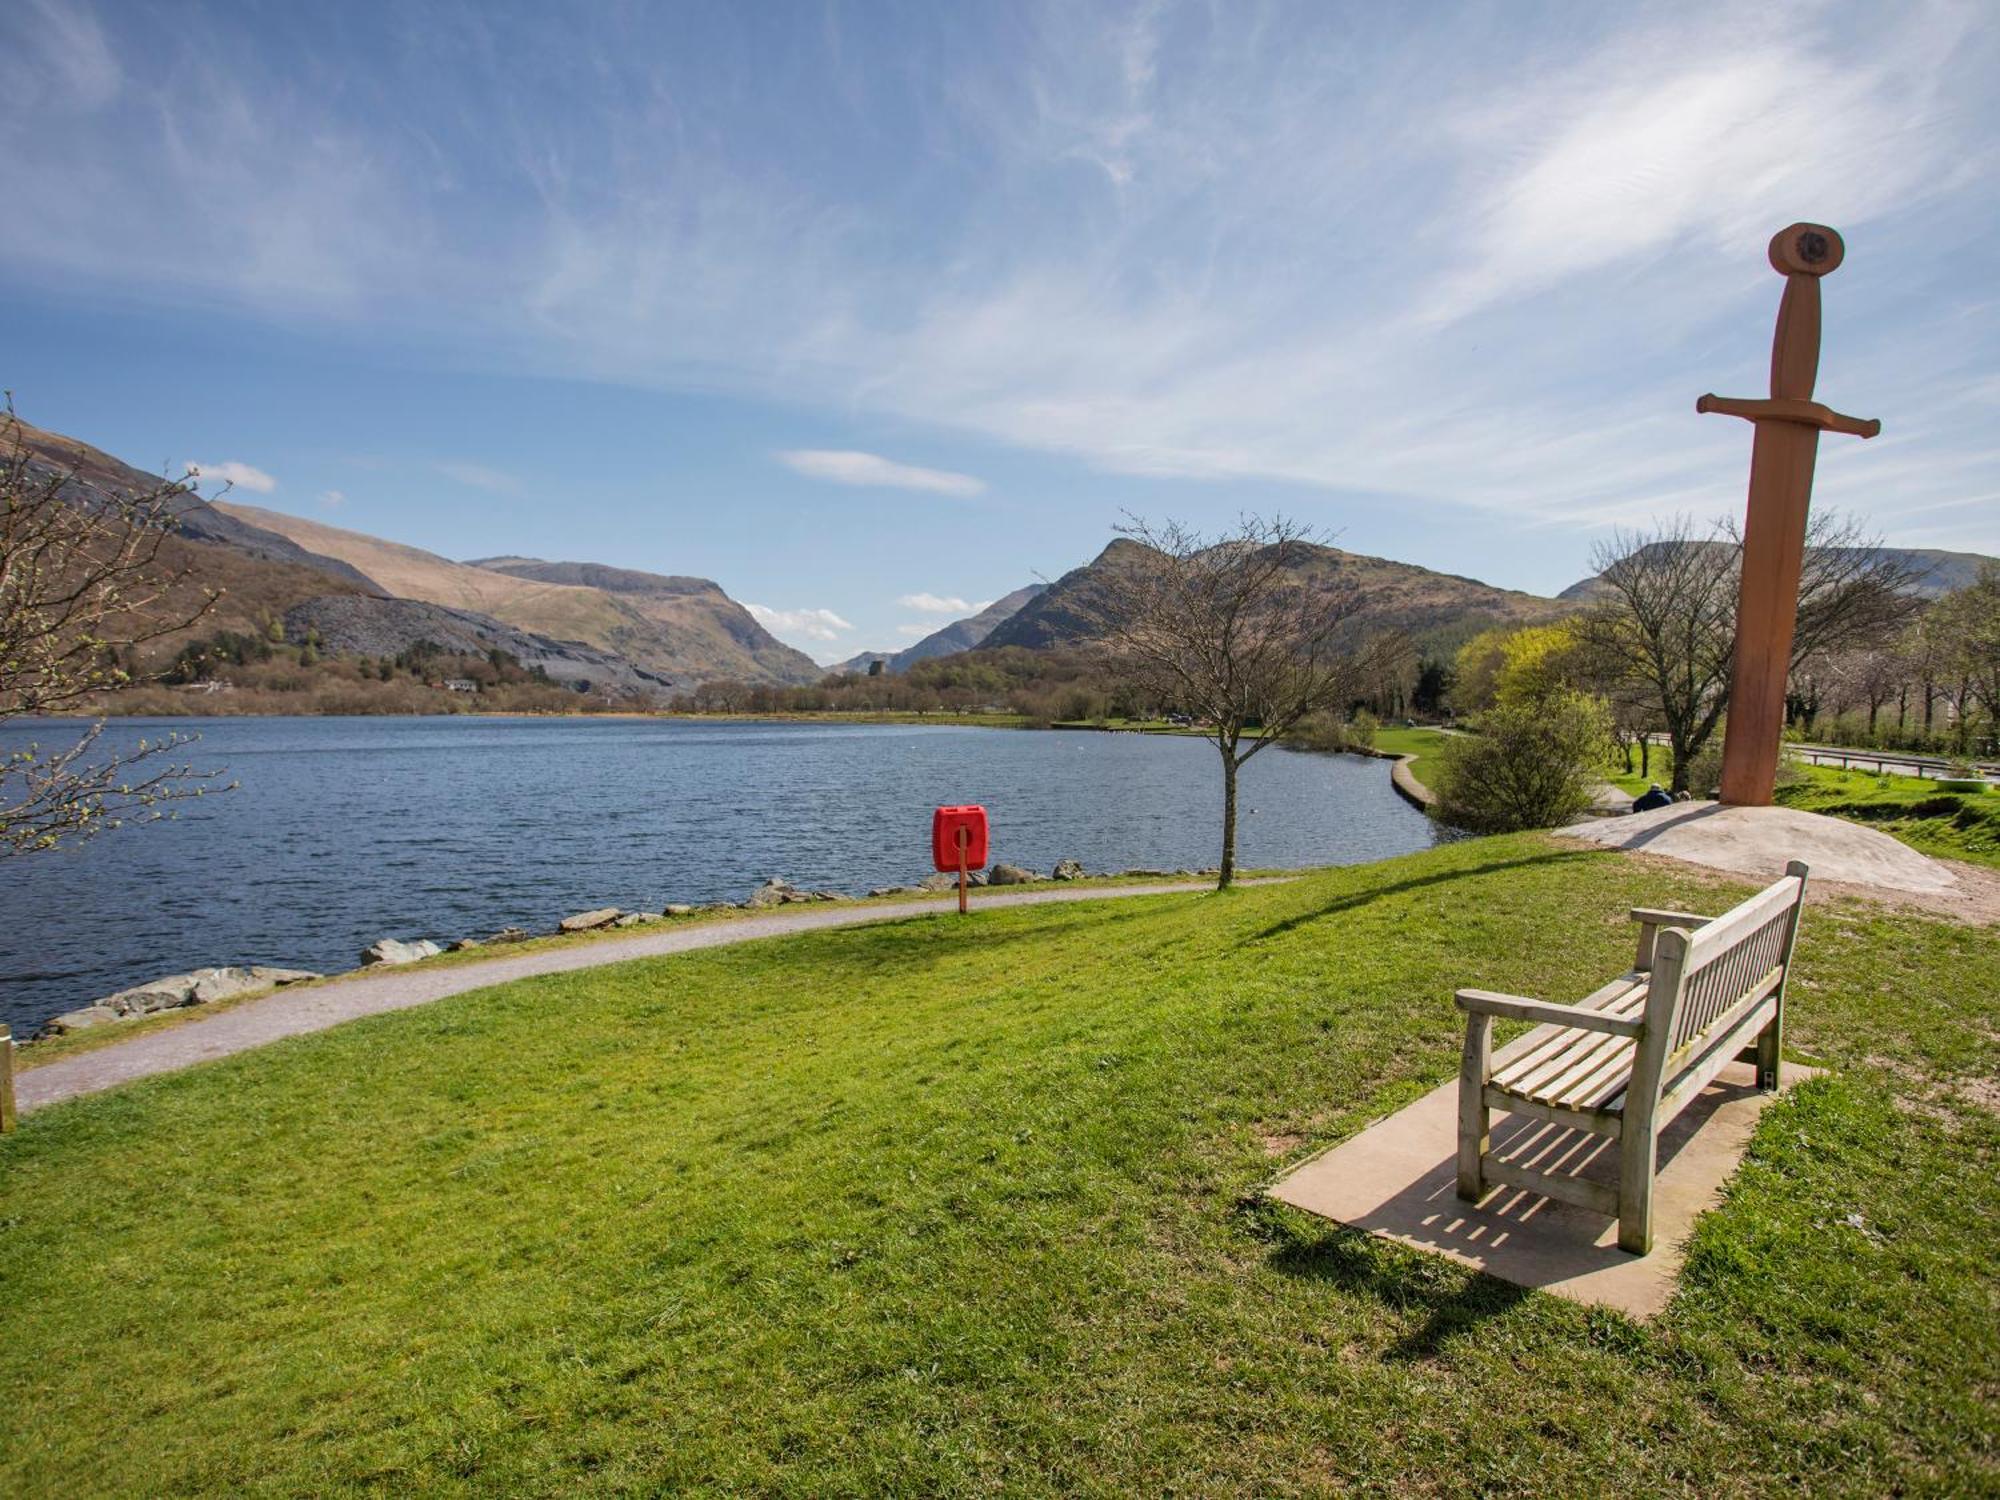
[1776,762,2000,869]
[1371,725,1455,787]
[3,836,1995,1494]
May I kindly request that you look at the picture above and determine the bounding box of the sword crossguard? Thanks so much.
[1696,393,1880,439]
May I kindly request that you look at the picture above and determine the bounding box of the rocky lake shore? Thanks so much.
[29,858,1220,1041]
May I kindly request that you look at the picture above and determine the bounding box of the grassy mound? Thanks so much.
[1777,764,2000,868]
[2,836,1994,1494]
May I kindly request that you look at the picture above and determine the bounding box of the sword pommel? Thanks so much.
[1769,223,1844,277]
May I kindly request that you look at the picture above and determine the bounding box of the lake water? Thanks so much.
[0,716,1439,1033]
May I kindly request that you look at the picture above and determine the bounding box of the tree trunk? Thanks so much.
[1640,736,1651,777]
[1667,731,1690,794]
[1218,751,1239,890]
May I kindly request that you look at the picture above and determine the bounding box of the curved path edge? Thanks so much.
[16,880,1287,1114]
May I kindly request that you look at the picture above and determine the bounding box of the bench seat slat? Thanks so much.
[1486,975,1648,1082]
[1490,1029,1637,1113]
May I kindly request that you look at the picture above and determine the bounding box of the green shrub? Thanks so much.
[1431,690,1612,833]
[1286,710,1378,754]
[1682,738,1725,798]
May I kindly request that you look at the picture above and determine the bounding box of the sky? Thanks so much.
[2,1,1995,663]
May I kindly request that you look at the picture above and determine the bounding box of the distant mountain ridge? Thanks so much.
[834,584,1046,675]
[1559,543,1995,603]
[982,539,1564,658]
[7,415,819,696]
[469,556,820,684]
[217,505,820,687]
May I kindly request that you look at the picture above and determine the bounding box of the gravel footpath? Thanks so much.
[16,880,1279,1114]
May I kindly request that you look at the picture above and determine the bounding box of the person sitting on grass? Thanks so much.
[1632,782,1674,813]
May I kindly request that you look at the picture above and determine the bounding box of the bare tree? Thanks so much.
[1931,563,2000,744]
[1579,513,1922,792]
[1576,519,1735,793]
[1081,514,1376,888]
[1,404,225,855]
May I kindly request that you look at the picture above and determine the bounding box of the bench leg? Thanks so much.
[1617,1118,1658,1254]
[1754,1015,1781,1093]
[1456,1015,1491,1202]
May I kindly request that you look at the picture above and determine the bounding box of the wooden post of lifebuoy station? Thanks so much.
[1698,223,1880,806]
[0,1025,16,1133]
[957,826,970,915]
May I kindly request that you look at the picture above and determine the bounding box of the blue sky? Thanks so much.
[2,1,1995,662]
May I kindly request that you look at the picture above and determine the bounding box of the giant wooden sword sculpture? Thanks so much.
[1699,222,1880,806]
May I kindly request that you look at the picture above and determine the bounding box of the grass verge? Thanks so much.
[1371,725,1455,788]
[13,873,1264,1070]
[2,835,1994,1494]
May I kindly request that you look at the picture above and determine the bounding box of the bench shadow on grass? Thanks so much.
[1242,849,1598,945]
[1267,1224,1532,1360]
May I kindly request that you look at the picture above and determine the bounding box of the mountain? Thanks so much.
[218,506,819,686]
[982,540,1562,658]
[1559,544,1997,603]
[832,584,1046,675]
[9,414,816,695]
[470,557,820,684]
[284,595,676,700]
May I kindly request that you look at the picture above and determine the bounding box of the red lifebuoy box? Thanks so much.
[932,805,989,871]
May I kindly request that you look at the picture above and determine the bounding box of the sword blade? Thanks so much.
[1719,419,1820,806]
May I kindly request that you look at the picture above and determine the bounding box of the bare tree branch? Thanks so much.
[1,399,229,855]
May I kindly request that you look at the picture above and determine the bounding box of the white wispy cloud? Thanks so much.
[897,592,989,614]
[434,461,520,493]
[4,2,1993,555]
[744,603,854,643]
[318,488,347,508]
[187,459,277,493]
[776,450,986,498]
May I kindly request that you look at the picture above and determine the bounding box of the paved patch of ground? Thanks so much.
[1269,1061,1818,1320]
[15,880,1281,1113]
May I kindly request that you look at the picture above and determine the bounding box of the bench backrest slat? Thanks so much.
[1634,866,1808,1101]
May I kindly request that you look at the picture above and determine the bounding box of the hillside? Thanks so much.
[984,539,1562,658]
[472,557,820,684]
[284,595,676,699]
[6,415,382,593]
[834,584,1046,675]
[1559,543,1997,603]
[4,416,380,646]
[218,508,817,687]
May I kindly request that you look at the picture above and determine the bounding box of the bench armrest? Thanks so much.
[1628,908,1712,929]
[1630,908,1711,969]
[1455,989,1644,1038]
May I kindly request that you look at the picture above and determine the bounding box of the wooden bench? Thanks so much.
[1455,861,1809,1254]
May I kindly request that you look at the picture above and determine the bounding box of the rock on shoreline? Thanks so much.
[39,965,321,1037]
[362,937,445,966]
